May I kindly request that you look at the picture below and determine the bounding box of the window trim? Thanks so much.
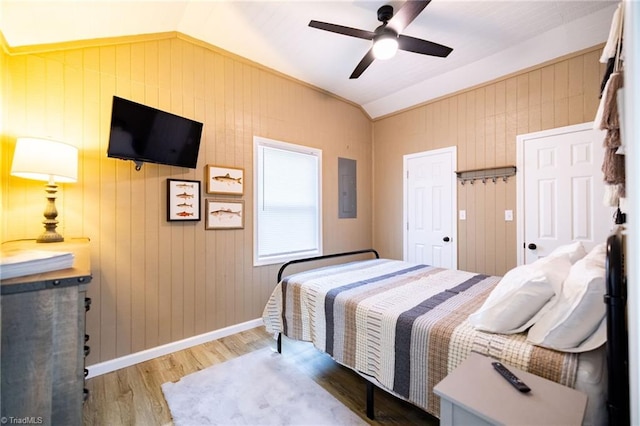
[253,136,323,266]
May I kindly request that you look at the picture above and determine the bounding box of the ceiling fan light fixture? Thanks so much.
[309,1,452,79]
[372,32,398,60]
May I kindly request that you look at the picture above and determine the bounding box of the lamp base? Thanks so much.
[37,230,64,243]
[37,182,64,243]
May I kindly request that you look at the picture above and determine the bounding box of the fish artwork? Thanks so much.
[176,202,193,208]
[213,173,242,185]
[175,192,195,199]
[210,208,242,217]
[175,211,194,217]
[175,183,195,188]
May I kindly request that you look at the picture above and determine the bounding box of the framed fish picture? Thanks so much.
[206,165,244,195]
[206,199,244,230]
[167,179,201,222]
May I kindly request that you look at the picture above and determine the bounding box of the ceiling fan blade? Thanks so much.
[309,20,375,40]
[350,49,376,79]
[387,0,431,33]
[398,34,453,57]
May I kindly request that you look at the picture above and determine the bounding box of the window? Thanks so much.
[254,136,322,266]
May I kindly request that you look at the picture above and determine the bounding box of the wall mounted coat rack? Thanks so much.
[455,166,516,185]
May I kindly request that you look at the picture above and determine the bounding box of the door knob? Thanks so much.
[443,236,451,242]
[528,243,537,250]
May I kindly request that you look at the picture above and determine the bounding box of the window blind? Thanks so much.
[254,137,322,265]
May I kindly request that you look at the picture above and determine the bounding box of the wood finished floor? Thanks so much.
[83,326,438,425]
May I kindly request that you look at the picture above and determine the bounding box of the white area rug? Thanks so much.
[161,347,366,426]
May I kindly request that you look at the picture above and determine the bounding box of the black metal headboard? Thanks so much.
[276,248,380,283]
[605,230,630,425]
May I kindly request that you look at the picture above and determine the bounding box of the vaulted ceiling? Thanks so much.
[0,1,618,118]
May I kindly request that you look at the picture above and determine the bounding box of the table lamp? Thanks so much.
[10,137,78,243]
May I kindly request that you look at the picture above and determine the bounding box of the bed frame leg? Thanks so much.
[277,332,282,354]
[366,381,375,420]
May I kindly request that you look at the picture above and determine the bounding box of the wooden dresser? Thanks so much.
[1,238,92,426]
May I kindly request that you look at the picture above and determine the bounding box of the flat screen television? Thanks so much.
[107,96,203,170]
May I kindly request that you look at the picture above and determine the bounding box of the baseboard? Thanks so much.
[85,318,265,379]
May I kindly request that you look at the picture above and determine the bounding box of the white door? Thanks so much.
[517,123,614,265]
[404,147,457,268]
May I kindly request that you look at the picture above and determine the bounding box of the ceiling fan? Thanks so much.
[309,0,453,79]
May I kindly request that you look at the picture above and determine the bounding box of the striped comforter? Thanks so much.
[263,258,580,417]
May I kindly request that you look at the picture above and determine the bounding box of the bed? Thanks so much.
[263,236,628,425]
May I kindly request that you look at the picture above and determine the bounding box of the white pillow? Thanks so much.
[584,242,606,268]
[547,241,588,264]
[468,254,573,334]
[527,246,606,352]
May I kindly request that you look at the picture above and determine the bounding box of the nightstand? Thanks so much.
[433,352,587,425]
[1,238,92,425]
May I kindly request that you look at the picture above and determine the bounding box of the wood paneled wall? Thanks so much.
[0,33,373,364]
[372,46,605,276]
[1,45,7,242]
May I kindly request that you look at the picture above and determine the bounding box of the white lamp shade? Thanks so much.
[11,137,78,183]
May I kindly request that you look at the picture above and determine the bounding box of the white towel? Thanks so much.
[593,76,611,129]
[600,3,622,63]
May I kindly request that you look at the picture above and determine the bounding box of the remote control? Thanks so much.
[492,361,531,393]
